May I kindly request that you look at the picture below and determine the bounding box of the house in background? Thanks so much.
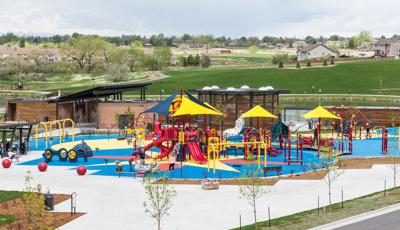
[297,44,339,61]
[0,46,62,63]
[374,39,400,57]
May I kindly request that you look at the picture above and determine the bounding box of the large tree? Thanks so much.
[355,31,374,49]
[62,35,109,71]
[154,46,172,69]
[124,41,144,72]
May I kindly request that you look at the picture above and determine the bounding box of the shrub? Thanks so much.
[272,53,289,64]
[307,61,312,67]
[201,55,211,68]
[278,61,284,68]
[142,56,161,71]
[296,62,301,68]
[106,64,130,82]
[331,58,335,65]
[323,59,328,66]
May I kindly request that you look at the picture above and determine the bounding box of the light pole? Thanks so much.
[160,89,165,101]
[318,89,322,105]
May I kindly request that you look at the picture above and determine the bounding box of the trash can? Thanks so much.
[44,193,54,211]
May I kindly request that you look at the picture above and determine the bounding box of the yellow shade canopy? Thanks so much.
[171,96,224,117]
[240,105,278,119]
[204,102,225,116]
[303,106,341,119]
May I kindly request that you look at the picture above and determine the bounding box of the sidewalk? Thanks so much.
[0,152,397,230]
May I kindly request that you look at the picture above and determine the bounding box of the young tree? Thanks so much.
[322,162,343,206]
[143,177,177,230]
[387,137,399,187]
[238,169,268,228]
[22,171,49,230]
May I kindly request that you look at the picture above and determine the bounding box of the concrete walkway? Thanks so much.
[0,151,396,230]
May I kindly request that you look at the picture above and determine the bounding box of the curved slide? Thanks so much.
[132,135,174,159]
[187,141,208,164]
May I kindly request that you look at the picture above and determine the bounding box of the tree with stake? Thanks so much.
[238,169,268,228]
[22,171,50,230]
[143,177,177,230]
[322,162,343,207]
[387,136,399,188]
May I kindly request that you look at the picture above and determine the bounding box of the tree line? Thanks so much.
[1,31,397,49]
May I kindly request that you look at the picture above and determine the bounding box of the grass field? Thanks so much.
[233,187,400,230]
[2,60,400,102]
[149,60,400,95]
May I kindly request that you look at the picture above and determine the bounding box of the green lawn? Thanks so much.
[232,187,400,230]
[149,60,400,95]
[0,190,23,227]
[0,190,23,202]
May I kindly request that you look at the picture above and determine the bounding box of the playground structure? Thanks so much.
[43,141,93,162]
[19,89,400,180]
[35,118,75,149]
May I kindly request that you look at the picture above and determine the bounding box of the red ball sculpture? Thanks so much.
[2,159,11,168]
[77,166,87,176]
[38,162,48,172]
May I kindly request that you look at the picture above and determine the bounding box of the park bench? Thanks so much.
[263,166,282,177]
[9,154,21,163]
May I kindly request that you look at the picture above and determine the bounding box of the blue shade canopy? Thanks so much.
[142,92,177,116]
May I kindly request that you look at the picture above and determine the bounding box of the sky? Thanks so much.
[1,0,400,38]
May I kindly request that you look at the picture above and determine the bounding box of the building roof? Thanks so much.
[0,121,38,130]
[56,82,152,102]
[196,87,289,95]
[374,38,400,45]
[298,43,338,54]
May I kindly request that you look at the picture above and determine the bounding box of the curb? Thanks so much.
[309,203,400,230]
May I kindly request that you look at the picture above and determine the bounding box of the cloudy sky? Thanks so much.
[1,0,400,38]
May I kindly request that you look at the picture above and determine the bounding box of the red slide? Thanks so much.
[267,146,282,156]
[187,141,208,164]
[132,127,177,159]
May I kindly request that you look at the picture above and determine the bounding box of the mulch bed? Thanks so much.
[159,170,328,186]
[338,157,399,169]
[0,194,84,230]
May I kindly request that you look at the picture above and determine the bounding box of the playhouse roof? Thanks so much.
[171,96,224,117]
[303,106,341,119]
[240,105,278,119]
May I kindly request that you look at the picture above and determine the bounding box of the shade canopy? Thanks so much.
[240,105,278,119]
[142,92,178,116]
[204,102,225,116]
[171,96,224,117]
[303,106,341,119]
